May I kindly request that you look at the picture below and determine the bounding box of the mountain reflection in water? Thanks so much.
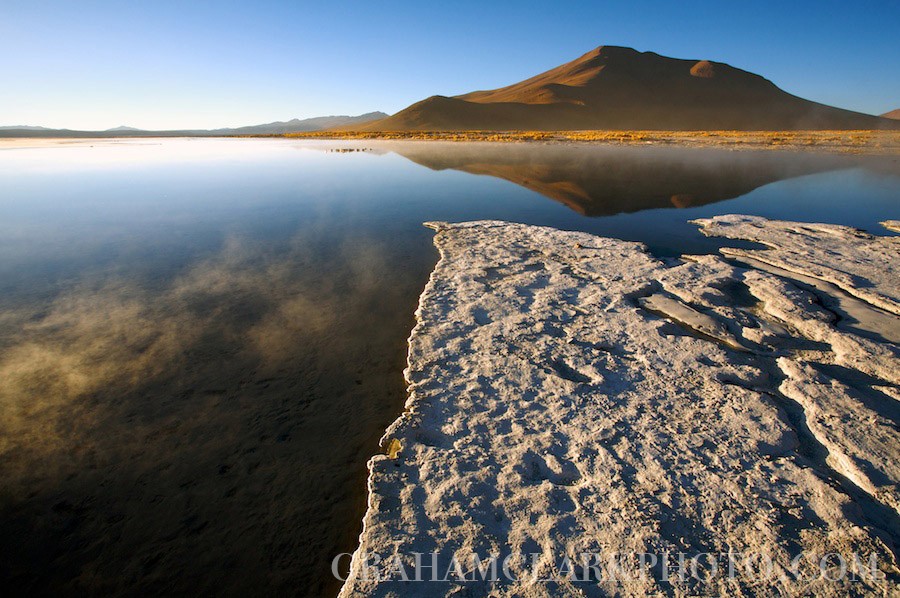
[391,141,866,216]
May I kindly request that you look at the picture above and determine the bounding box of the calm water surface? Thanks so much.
[1,138,897,596]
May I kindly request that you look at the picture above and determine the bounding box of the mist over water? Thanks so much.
[0,138,897,595]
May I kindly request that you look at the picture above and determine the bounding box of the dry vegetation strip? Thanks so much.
[276,130,900,154]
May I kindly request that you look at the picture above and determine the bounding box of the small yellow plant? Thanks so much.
[385,438,402,459]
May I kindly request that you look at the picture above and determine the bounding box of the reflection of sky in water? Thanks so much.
[0,139,897,595]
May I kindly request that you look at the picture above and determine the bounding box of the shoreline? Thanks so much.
[280,130,900,155]
[340,216,899,596]
[2,131,900,155]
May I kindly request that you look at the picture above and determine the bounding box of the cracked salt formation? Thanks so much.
[341,217,899,597]
[694,215,900,316]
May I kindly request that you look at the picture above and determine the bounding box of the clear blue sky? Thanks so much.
[2,0,898,129]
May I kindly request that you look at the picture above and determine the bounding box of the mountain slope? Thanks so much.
[356,46,896,131]
[882,109,900,120]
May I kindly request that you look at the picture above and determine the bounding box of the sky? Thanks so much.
[1,0,898,130]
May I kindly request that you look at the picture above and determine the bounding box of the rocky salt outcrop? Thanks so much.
[340,217,899,597]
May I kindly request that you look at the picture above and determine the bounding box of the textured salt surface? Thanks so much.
[341,217,899,597]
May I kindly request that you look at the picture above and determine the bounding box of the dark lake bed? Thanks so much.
[1,138,897,596]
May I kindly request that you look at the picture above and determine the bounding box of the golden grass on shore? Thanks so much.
[280,130,900,155]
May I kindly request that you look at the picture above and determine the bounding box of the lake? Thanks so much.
[0,138,897,596]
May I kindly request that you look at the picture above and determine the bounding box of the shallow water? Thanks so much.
[0,138,897,596]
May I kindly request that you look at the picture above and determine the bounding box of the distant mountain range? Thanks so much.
[0,112,388,138]
[349,46,898,131]
[883,109,900,120]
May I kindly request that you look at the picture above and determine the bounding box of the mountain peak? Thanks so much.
[588,45,639,56]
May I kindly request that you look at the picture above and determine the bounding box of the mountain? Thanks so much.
[882,109,900,120]
[0,125,55,131]
[353,46,897,131]
[207,112,388,135]
[0,112,387,138]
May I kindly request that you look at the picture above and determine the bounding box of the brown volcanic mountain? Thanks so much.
[356,46,897,131]
[883,109,900,119]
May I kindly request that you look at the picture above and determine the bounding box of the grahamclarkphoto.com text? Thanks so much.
[333,550,890,586]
